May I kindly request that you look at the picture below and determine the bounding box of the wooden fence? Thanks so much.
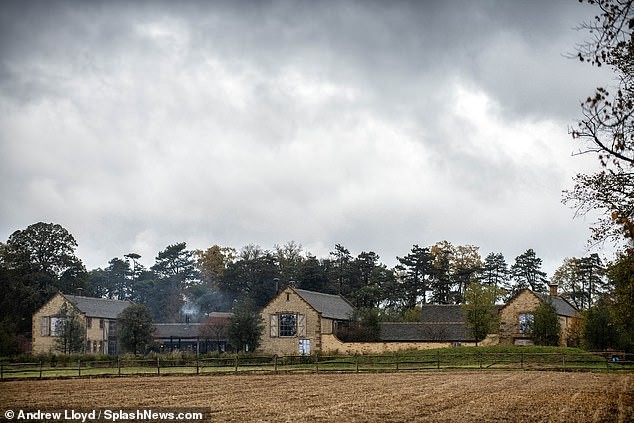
[1,351,632,380]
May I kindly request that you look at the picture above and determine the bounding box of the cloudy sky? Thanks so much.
[0,0,613,275]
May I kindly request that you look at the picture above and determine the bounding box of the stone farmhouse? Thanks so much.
[32,293,132,355]
[499,284,579,347]
[260,287,354,355]
[259,285,579,355]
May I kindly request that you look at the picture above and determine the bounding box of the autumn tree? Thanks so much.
[430,241,454,304]
[565,0,634,244]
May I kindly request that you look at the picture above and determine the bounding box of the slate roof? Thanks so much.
[154,323,203,339]
[380,322,475,342]
[293,288,354,320]
[538,294,578,317]
[63,294,133,319]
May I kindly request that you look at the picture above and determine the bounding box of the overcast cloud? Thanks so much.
[0,0,613,274]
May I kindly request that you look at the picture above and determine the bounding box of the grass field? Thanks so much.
[1,371,632,422]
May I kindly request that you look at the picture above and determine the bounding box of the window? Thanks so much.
[519,313,534,334]
[40,317,50,336]
[50,317,66,336]
[99,319,104,329]
[270,313,306,338]
[87,318,92,329]
[279,314,297,337]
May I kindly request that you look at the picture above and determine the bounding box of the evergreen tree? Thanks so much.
[508,249,548,297]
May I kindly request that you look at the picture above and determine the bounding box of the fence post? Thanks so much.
[39,361,43,379]
[562,353,566,371]
[479,352,482,370]
[395,353,399,371]
[274,355,278,374]
[156,356,160,376]
[234,354,239,374]
[436,351,440,370]
[355,355,359,373]
[78,360,81,377]
[315,354,319,373]
[196,357,200,375]
[521,352,524,369]
[117,356,121,376]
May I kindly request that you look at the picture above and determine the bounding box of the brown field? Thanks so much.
[1,371,633,422]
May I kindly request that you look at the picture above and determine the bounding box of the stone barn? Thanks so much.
[32,292,132,355]
[498,285,579,346]
[259,287,353,355]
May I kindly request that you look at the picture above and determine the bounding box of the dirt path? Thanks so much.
[1,371,632,422]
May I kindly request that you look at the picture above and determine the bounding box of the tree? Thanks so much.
[606,252,634,350]
[150,243,200,321]
[151,242,200,290]
[54,303,85,354]
[508,249,548,297]
[450,245,482,304]
[219,247,280,307]
[529,299,561,346]
[395,245,434,309]
[329,244,353,296]
[4,222,84,277]
[462,282,499,345]
[118,304,154,355]
[481,252,509,291]
[227,299,264,353]
[275,241,304,286]
[430,241,454,304]
[1,222,86,338]
[565,0,634,245]
[195,245,236,289]
[583,300,619,350]
[553,255,606,310]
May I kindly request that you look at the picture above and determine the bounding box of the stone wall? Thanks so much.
[498,290,541,345]
[320,334,500,355]
[259,288,322,355]
[32,293,87,354]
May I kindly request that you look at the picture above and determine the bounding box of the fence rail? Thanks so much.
[1,352,632,380]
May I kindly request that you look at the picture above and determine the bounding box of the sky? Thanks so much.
[0,0,614,276]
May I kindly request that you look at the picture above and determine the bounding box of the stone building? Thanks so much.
[498,285,579,346]
[259,287,353,355]
[32,293,132,355]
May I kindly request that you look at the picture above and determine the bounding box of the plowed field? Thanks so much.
[1,371,633,422]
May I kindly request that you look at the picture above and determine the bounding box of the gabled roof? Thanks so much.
[538,294,578,317]
[380,322,475,342]
[293,288,354,320]
[500,288,579,318]
[63,294,133,319]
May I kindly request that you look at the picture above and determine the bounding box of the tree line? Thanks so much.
[0,220,621,354]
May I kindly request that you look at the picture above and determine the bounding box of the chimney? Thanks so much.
[549,282,558,297]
